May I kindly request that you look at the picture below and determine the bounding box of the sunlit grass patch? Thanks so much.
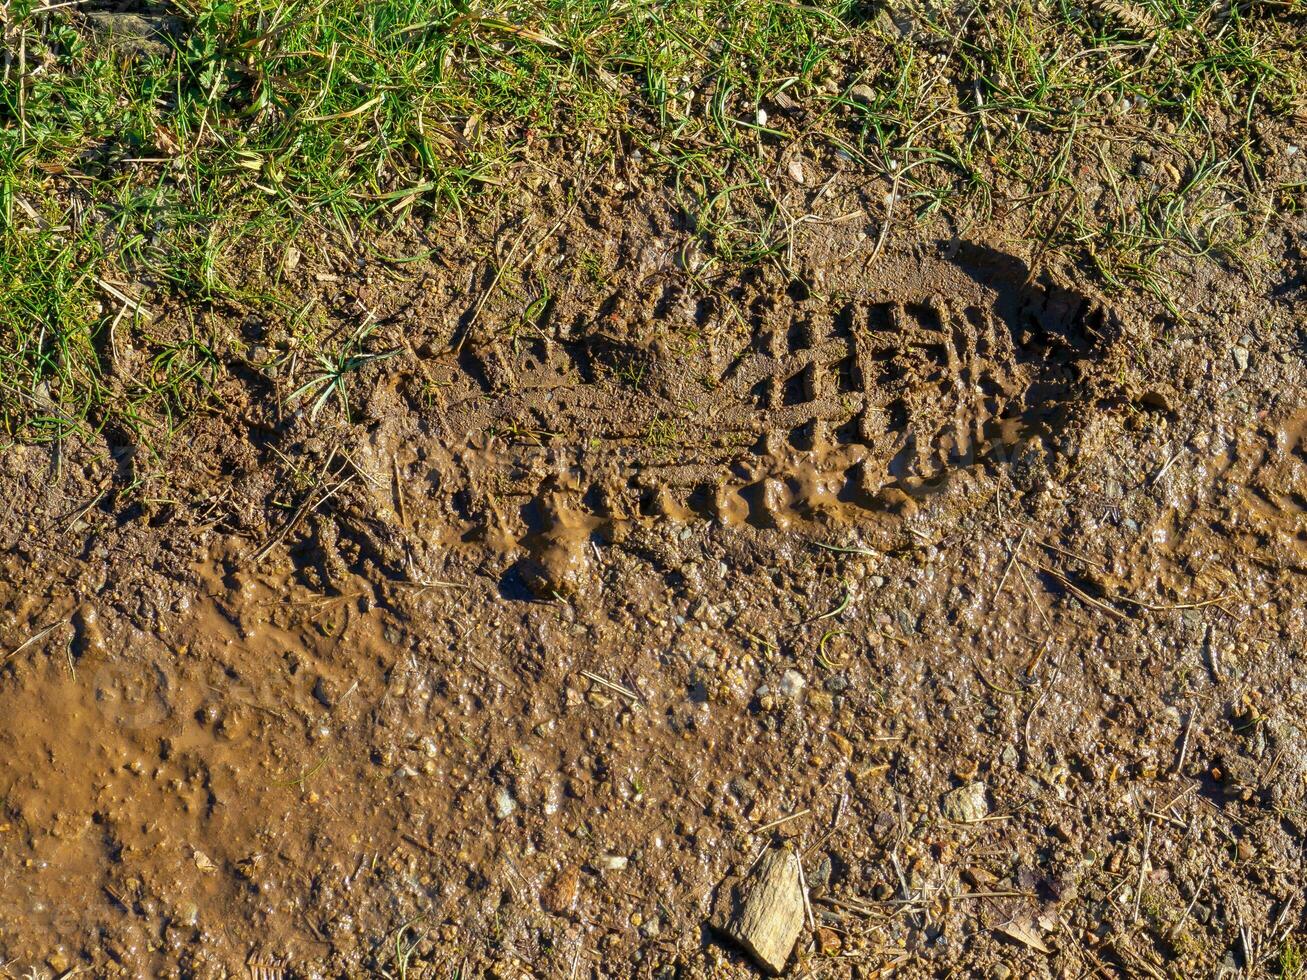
[0,0,1302,442]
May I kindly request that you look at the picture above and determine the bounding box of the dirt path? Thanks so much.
[2,195,1306,978]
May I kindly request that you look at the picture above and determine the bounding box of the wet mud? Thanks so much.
[2,208,1306,978]
[405,244,1117,597]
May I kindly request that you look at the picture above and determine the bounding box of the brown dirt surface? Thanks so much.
[3,152,1307,980]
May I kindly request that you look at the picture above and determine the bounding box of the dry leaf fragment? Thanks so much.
[996,916,1050,953]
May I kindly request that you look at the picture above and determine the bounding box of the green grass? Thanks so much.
[0,0,1303,445]
[1283,936,1306,980]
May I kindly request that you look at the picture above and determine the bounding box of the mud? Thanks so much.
[443,242,1115,592]
[2,175,1307,978]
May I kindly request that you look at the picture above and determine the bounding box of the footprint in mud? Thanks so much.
[428,243,1115,589]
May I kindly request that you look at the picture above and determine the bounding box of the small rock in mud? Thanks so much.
[594,853,628,872]
[778,670,806,698]
[711,847,805,975]
[825,673,849,693]
[493,786,517,820]
[942,781,990,823]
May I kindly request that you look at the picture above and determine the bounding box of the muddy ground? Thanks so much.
[2,154,1307,979]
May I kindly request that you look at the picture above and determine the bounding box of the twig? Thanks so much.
[995,528,1027,600]
[1173,867,1210,939]
[2,620,67,664]
[743,839,772,877]
[1036,538,1106,569]
[811,540,876,557]
[401,833,440,857]
[1111,592,1235,612]
[1131,819,1154,925]
[56,484,109,531]
[957,889,1037,899]
[1105,939,1167,980]
[753,808,812,835]
[1033,561,1129,621]
[814,889,1036,913]
[1204,625,1221,682]
[454,167,597,354]
[391,453,407,528]
[95,278,151,319]
[456,221,530,353]
[1016,560,1057,674]
[29,0,94,13]
[579,670,641,706]
[831,788,848,832]
[248,447,349,564]
[1150,446,1187,486]
[814,894,880,916]
[1017,560,1054,630]
[250,473,354,564]
[1173,710,1195,777]
[868,167,902,264]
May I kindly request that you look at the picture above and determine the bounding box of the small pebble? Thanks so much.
[778,670,806,698]
[493,787,517,820]
[941,782,990,823]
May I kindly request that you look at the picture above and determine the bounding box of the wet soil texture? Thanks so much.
[2,192,1307,979]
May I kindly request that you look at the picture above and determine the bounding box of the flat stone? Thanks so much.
[712,848,805,975]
